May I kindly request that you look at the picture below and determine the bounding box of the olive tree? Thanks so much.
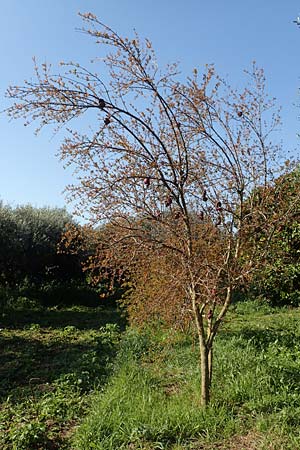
[0,203,75,285]
[5,13,291,405]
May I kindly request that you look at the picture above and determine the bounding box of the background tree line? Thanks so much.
[0,203,102,308]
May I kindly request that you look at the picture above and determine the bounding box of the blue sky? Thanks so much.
[1,0,300,214]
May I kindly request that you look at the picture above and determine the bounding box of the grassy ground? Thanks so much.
[0,305,124,449]
[74,300,300,450]
[1,300,300,449]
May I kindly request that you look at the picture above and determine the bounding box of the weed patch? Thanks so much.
[0,305,123,449]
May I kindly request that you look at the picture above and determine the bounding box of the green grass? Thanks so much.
[74,301,300,450]
[0,305,124,449]
[2,300,300,449]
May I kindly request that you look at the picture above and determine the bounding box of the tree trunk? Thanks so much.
[191,289,212,406]
[208,346,213,386]
[200,342,210,406]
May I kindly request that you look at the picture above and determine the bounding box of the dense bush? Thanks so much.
[14,279,102,307]
[246,168,300,306]
[0,203,83,285]
[0,203,105,308]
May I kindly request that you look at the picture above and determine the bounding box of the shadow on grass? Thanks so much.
[0,306,126,402]
[0,306,126,330]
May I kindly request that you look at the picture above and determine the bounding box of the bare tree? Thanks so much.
[5,12,289,405]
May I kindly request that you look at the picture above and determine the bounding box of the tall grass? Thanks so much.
[74,302,300,450]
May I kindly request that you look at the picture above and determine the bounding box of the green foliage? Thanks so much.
[0,285,13,312]
[257,260,300,306]
[34,280,101,307]
[0,279,103,310]
[232,296,276,315]
[248,168,300,306]
[0,203,111,308]
[0,202,82,287]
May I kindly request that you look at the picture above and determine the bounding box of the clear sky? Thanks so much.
[1,0,299,215]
